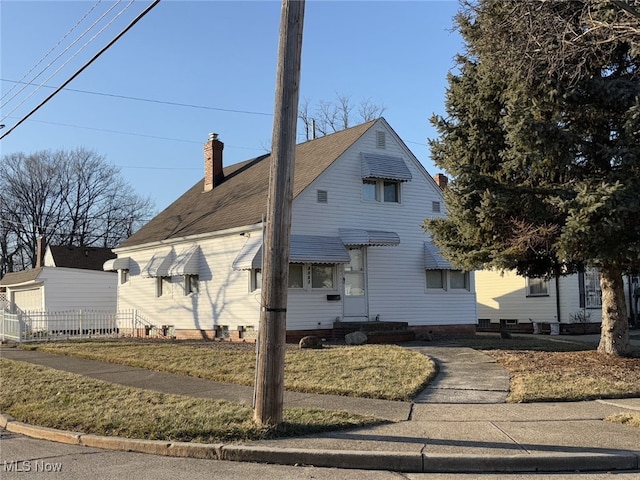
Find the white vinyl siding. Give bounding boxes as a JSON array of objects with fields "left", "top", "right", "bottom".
[
  {"left": 115, "top": 120, "right": 476, "bottom": 332},
  {"left": 8, "top": 268, "right": 117, "bottom": 313},
  {"left": 476, "top": 270, "right": 604, "bottom": 324},
  {"left": 291, "top": 122, "right": 475, "bottom": 327},
  {"left": 476, "top": 270, "right": 556, "bottom": 325},
  {"left": 117, "top": 233, "right": 262, "bottom": 332}
]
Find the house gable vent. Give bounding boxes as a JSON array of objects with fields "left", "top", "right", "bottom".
[
  {"left": 317, "top": 190, "right": 328, "bottom": 203},
  {"left": 376, "top": 131, "right": 386, "bottom": 149},
  {"left": 432, "top": 201, "right": 441, "bottom": 213}
]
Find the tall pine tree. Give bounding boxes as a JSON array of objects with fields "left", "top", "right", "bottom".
[{"left": 425, "top": 0, "right": 640, "bottom": 355}]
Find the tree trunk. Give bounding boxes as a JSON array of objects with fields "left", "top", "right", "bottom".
[{"left": 597, "top": 264, "right": 631, "bottom": 356}]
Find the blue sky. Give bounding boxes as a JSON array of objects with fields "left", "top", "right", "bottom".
[{"left": 1, "top": 0, "right": 463, "bottom": 214}]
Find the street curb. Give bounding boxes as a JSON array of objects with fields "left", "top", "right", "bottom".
[
  {"left": 219, "top": 445, "right": 422, "bottom": 471},
  {"left": 2, "top": 413, "right": 639, "bottom": 473},
  {"left": 422, "top": 452, "right": 640, "bottom": 473}
]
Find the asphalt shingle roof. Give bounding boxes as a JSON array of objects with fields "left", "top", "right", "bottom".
[
  {"left": 0, "top": 268, "right": 44, "bottom": 286},
  {"left": 48, "top": 246, "right": 116, "bottom": 271},
  {"left": 120, "top": 120, "right": 376, "bottom": 248}
]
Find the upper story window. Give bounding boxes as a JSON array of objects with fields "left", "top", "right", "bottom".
[
  {"left": 362, "top": 180, "right": 377, "bottom": 201},
  {"left": 361, "top": 153, "right": 411, "bottom": 204},
  {"left": 383, "top": 181, "right": 399, "bottom": 202},
  {"left": 362, "top": 179, "right": 401, "bottom": 203},
  {"left": 526, "top": 277, "right": 548, "bottom": 296}
]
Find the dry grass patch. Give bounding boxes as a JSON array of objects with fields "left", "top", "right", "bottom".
[
  {"left": 0, "top": 359, "right": 382, "bottom": 442},
  {"left": 487, "top": 350, "right": 640, "bottom": 403},
  {"left": 24, "top": 341, "right": 436, "bottom": 401},
  {"left": 606, "top": 413, "right": 640, "bottom": 428},
  {"left": 285, "top": 345, "right": 435, "bottom": 400}
]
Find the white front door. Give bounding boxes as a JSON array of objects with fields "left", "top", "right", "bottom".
[{"left": 343, "top": 247, "right": 368, "bottom": 319}]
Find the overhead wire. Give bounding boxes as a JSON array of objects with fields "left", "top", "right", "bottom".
[
  {"left": 0, "top": 0, "right": 136, "bottom": 125},
  {"left": 1, "top": 79, "right": 273, "bottom": 117},
  {"left": 0, "top": 0, "right": 162, "bottom": 141},
  {"left": 1, "top": 117, "right": 269, "bottom": 153},
  {"left": 0, "top": 0, "right": 105, "bottom": 103}
]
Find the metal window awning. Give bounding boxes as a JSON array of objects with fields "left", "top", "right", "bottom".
[
  {"left": 424, "top": 242, "right": 454, "bottom": 270},
  {"left": 141, "top": 250, "right": 175, "bottom": 277},
  {"left": 232, "top": 235, "right": 263, "bottom": 271},
  {"left": 103, "top": 257, "right": 130, "bottom": 271},
  {"left": 339, "top": 228, "right": 400, "bottom": 246},
  {"left": 168, "top": 245, "right": 200, "bottom": 276},
  {"left": 361, "top": 153, "right": 412, "bottom": 182},
  {"left": 233, "top": 235, "right": 351, "bottom": 271}
]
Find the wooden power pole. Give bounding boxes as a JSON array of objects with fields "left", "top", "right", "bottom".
[{"left": 254, "top": 0, "right": 305, "bottom": 428}]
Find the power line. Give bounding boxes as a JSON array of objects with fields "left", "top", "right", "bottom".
[
  {"left": 0, "top": 0, "right": 105, "bottom": 103},
  {"left": 2, "top": 117, "right": 269, "bottom": 152},
  {"left": 1, "top": 79, "right": 273, "bottom": 117},
  {"left": 0, "top": 0, "right": 137, "bottom": 124},
  {"left": 0, "top": 0, "right": 162, "bottom": 141}
]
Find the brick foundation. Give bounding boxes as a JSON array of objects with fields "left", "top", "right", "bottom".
[
  {"left": 410, "top": 324, "right": 476, "bottom": 339},
  {"left": 137, "top": 324, "right": 477, "bottom": 344}
]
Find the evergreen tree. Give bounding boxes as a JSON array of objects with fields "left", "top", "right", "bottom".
[{"left": 425, "top": 0, "right": 640, "bottom": 355}]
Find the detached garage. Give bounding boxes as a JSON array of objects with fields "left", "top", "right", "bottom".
[{"left": 0, "top": 246, "right": 117, "bottom": 314}]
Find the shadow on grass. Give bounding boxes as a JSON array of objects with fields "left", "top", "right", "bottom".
[{"left": 428, "top": 333, "right": 594, "bottom": 352}]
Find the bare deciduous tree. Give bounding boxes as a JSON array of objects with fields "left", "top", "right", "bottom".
[
  {"left": 299, "top": 93, "right": 386, "bottom": 140},
  {"left": 0, "top": 148, "right": 154, "bottom": 276}
]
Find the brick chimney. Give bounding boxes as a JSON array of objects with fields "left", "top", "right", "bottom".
[
  {"left": 35, "top": 236, "right": 44, "bottom": 268},
  {"left": 203, "top": 133, "right": 224, "bottom": 192},
  {"left": 433, "top": 173, "right": 448, "bottom": 190}
]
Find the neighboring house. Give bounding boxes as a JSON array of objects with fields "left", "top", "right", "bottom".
[
  {"left": 476, "top": 269, "right": 639, "bottom": 333},
  {"left": 107, "top": 118, "right": 477, "bottom": 341},
  {"left": 0, "top": 245, "right": 117, "bottom": 313}
]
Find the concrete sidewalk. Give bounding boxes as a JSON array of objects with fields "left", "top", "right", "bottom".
[{"left": 1, "top": 344, "right": 639, "bottom": 473}]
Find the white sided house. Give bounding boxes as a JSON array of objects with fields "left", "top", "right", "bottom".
[
  {"left": 0, "top": 245, "right": 117, "bottom": 313},
  {"left": 108, "top": 119, "right": 477, "bottom": 341},
  {"left": 476, "top": 269, "right": 639, "bottom": 334}
]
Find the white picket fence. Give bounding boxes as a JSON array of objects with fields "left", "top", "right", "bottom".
[{"left": 0, "top": 309, "right": 154, "bottom": 343}]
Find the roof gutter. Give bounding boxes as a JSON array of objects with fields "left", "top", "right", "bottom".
[{"left": 113, "top": 222, "right": 264, "bottom": 254}]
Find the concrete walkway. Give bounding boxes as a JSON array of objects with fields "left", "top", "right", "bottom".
[
  {"left": 1, "top": 343, "right": 639, "bottom": 473},
  {"left": 409, "top": 346, "right": 510, "bottom": 403}
]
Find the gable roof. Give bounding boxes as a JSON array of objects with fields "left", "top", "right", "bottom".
[
  {"left": 120, "top": 120, "right": 377, "bottom": 248},
  {"left": 0, "top": 267, "right": 44, "bottom": 286},
  {"left": 48, "top": 246, "right": 116, "bottom": 271}
]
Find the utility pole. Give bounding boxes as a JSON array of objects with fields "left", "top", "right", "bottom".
[{"left": 254, "top": 0, "right": 305, "bottom": 428}]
